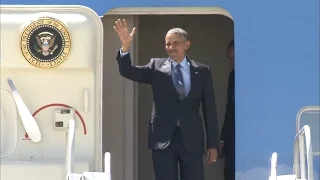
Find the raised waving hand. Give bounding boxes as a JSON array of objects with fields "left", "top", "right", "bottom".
[{"left": 113, "top": 19, "right": 136, "bottom": 53}]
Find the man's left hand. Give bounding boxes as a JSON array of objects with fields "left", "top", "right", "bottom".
[{"left": 206, "top": 148, "right": 218, "bottom": 165}]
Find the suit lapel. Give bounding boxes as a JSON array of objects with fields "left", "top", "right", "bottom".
[{"left": 160, "top": 58, "right": 172, "bottom": 75}]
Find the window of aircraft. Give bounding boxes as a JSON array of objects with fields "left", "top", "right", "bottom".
[
  {"left": 1, "top": 107, "right": 5, "bottom": 152},
  {"left": 0, "top": 36, "right": 2, "bottom": 63},
  {"left": 297, "top": 106, "right": 320, "bottom": 154},
  {"left": 0, "top": 90, "right": 18, "bottom": 158}
]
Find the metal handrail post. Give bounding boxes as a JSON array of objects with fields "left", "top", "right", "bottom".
[
  {"left": 269, "top": 152, "right": 278, "bottom": 180},
  {"left": 293, "top": 125, "right": 314, "bottom": 180},
  {"left": 66, "top": 119, "right": 76, "bottom": 180}
]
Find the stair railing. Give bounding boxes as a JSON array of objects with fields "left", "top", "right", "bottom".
[
  {"left": 66, "top": 119, "right": 76, "bottom": 180},
  {"left": 293, "top": 125, "right": 314, "bottom": 180}
]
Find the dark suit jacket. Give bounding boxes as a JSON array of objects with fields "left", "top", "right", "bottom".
[
  {"left": 116, "top": 51, "right": 219, "bottom": 153},
  {"left": 220, "top": 69, "right": 235, "bottom": 156}
]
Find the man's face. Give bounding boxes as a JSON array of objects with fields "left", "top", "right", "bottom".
[
  {"left": 165, "top": 33, "right": 190, "bottom": 61},
  {"left": 227, "top": 46, "right": 235, "bottom": 60}
]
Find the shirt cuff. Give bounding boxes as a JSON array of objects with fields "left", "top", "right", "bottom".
[{"left": 120, "top": 49, "right": 129, "bottom": 57}]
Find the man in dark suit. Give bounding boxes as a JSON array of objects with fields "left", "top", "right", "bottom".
[
  {"left": 219, "top": 40, "right": 235, "bottom": 180},
  {"left": 113, "top": 19, "right": 219, "bottom": 180}
]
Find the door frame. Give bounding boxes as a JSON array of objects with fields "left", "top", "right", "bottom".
[{"left": 104, "top": 7, "right": 233, "bottom": 180}]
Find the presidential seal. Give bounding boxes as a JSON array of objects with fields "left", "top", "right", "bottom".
[{"left": 20, "top": 17, "right": 71, "bottom": 69}]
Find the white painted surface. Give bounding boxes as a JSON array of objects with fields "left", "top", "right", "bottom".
[
  {"left": 0, "top": 5, "right": 103, "bottom": 180},
  {"left": 0, "top": 90, "right": 18, "bottom": 158},
  {"left": 0, "top": 107, "right": 4, "bottom": 152},
  {"left": 7, "top": 78, "right": 42, "bottom": 142}
]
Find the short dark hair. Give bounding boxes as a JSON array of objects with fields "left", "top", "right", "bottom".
[
  {"left": 228, "top": 39, "right": 234, "bottom": 49},
  {"left": 167, "top": 28, "right": 189, "bottom": 41}
]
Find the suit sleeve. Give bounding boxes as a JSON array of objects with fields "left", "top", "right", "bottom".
[
  {"left": 116, "top": 50, "right": 153, "bottom": 84},
  {"left": 201, "top": 67, "right": 219, "bottom": 149},
  {"left": 220, "top": 71, "right": 234, "bottom": 143},
  {"left": 220, "top": 108, "right": 231, "bottom": 142}
]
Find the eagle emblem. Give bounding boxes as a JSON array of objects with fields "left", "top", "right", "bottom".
[
  {"left": 20, "top": 17, "right": 71, "bottom": 69},
  {"left": 34, "top": 32, "right": 59, "bottom": 56}
]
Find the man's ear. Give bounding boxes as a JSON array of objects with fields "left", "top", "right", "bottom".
[{"left": 185, "top": 40, "right": 191, "bottom": 49}]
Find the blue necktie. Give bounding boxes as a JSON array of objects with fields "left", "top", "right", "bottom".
[{"left": 173, "top": 64, "right": 185, "bottom": 100}]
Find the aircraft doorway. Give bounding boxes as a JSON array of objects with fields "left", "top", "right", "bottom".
[
  {"left": 136, "top": 14, "right": 234, "bottom": 180},
  {"left": 101, "top": 10, "right": 234, "bottom": 180}
]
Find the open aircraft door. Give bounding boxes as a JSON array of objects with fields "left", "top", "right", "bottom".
[
  {"left": 268, "top": 107, "right": 320, "bottom": 180},
  {"left": 296, "top": 107, "right": 320, "bottom": 180},
  {"left": 0, "top": 5, "right": 105, "bottom": 180}
]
